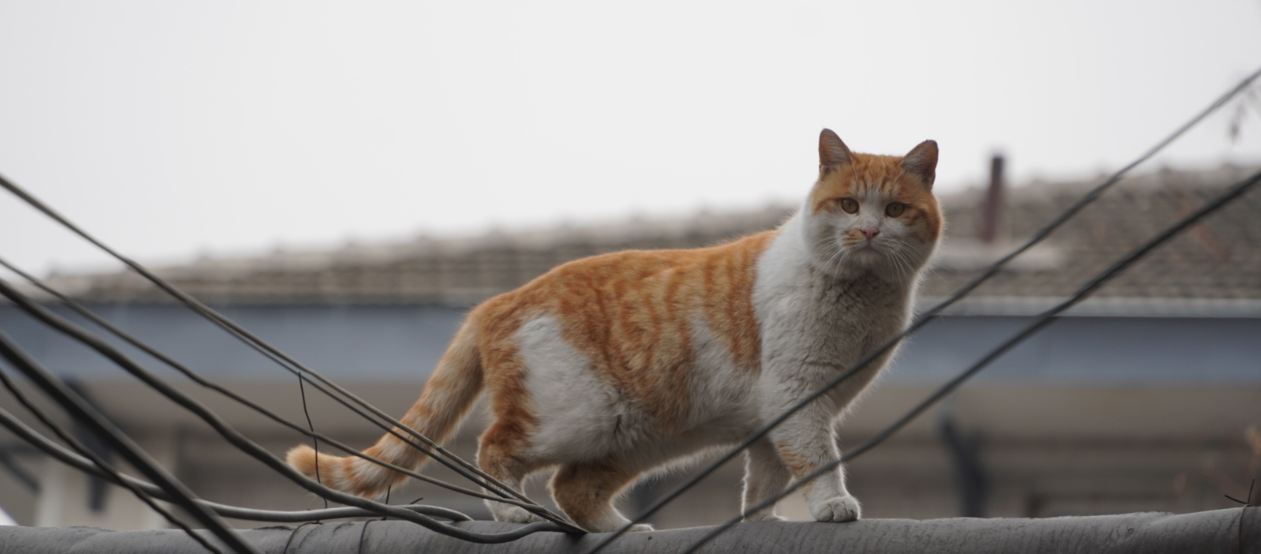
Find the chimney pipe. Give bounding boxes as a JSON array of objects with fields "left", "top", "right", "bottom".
[{"left": 979, "top": 154, "right": 1005, "bottom": 245}]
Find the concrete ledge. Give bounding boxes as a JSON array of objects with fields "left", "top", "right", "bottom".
[{"left": 0, "top": 508, "right": 1256, "bottom": 554}]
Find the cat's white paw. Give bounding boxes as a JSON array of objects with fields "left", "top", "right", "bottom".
[
  {"left": 808, "top": 495, "right": 861, "bottom": 522},
  {"left": 493, "top": 505, "right": 545, "bottom": 524},
  {"left": 743, "top": 511, "right": 787, "bottom": 523},
  {"left": 583, "top": 518, "right": 653, "bottom": 533}
]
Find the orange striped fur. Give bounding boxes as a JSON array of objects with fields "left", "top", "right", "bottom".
[{"left": 286, "top": 130, "right": 942, "bottom": 531}]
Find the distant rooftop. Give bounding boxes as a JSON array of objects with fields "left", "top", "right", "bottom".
[{"left": 33, "top": 165, "right": 1261, "bottom": 316}]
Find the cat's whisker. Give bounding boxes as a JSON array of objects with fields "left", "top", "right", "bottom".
[
  {"left": 827, "top": 246, "right": 854, "bottom": 277},
  {"left": 823, "top": 245, "right": 849, "bottom": 275},
  {"left": 885, "top": 247, "right": 914, "bottom": 283}
]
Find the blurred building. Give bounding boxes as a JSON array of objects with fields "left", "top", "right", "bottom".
[{"left": 0, "top": 165, "right": 1258, "bottom": 530}]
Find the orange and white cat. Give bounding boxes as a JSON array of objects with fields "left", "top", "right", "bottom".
[{"left": 287, "top": 130, "right": 942, "bottom": 532}]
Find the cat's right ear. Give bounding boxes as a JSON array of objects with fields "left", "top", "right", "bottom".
[{"left": 819, "top": 129, "right": 853, "bottom": 177}]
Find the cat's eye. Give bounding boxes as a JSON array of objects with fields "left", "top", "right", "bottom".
[
  {"left": 885, "top": 202, "right": 906, "bottom": 217},
  {"left": 838, "top": 198, "right": 859, "bottom": 214}
]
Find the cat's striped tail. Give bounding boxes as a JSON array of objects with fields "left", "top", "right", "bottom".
[{"left": 285, "top": 324, "right": 484, "bottom": 499}]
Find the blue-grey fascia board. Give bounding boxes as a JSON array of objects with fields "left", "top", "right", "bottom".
[{"left": 0, "top": 304, "right": 1258, "bottom": 384}]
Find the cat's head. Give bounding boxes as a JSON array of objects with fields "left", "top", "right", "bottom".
[{"left": 801, "top": 129, "right": 943, "bottom": 283}]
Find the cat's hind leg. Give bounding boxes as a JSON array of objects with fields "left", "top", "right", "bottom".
[
  {"left": 478, "top": 421, "right": 545, "bottom": 523},
  {"left": 549, "top": 460, "right": 652, "bottom": 533},
  {"left": 742, "top": 438, "right": 792, "bottom": 522}
]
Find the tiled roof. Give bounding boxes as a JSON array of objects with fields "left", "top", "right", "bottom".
[
  {"left": 930, "top": 165, "right": 1261, "bottom": 307},
  {"left": 36, "top": 165, "right": 1261, "bottom": 313}
]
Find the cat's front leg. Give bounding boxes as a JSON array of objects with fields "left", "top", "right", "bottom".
[
  {"left": 742, "top": 438, "right": 792, "bottom": 521},
  {"left": 769, "top": 402, "right": 862, "bottom": 523}
]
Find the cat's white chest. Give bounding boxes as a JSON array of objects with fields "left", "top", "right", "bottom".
[{"left": 752, "top": 215, "right": 912, "bottom": 392}]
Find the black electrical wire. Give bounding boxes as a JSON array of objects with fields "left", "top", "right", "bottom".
[
  {"left": 0, "top": 331, "right": 258, "bottom": 554},
  {"left": 0, "top": 365, "right": 228, "bottom": 554},
  {"left": 0, "top": 363, "right": 468, "bottom": 526},
  {"left": 0, "top": 172, "right": 574, "bottom": 530},
  {"left": 0, "top": 279, "right": 578, "bottom": 543},
  {"left": 2, "top": 65, "right": 1254, "bottom": 550},
  {"left": 0, "top": 403, "right": 477, "bottom": 523},
  {"left": 582, "top": 63, "right": 1261, "bottom": 553},
  {"left": 209, "top": 331, "right": 550, "bottom": 512},
  {"left": 0, "top": 257, "right": 550, "bottom": 511},
  {"left": 185, "top": 312, "right": 514, "bottom": 504},
  {"left": 14, "top": 64, "right": 1256, "bottom": 544},
  {"left": 676, "top": 167, "right": 1261, "bottom": 554},
  {"left": 295, "top": 374, "right": 328, "bottom": 510}
]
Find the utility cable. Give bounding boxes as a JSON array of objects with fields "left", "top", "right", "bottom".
[
  {"left": 0, "top": 172, "right": 575, "bottom": 530},
  {"left": 676, "top": 167, "right": 1261, "bottom": 554},
  {"left": 0, "top": 257, "right": 548, "bottom": 511},
  {"left": 0, "top": 403, "right": 478, "bottom": 524},
  {"left": 0, "top": 331, "right": 258, "bottom": 554},
  {"left": 4, "top": 64, "right": 1254, "bottom": 550},
  {"left": 0, "top": 279, "right": 577, "bottom": 542},
  {"left": 583, "top": 63, "right": 1261, "bottom": 553},
  {"left": 0, "top": 366, "right": 228, "bottom": 554}
]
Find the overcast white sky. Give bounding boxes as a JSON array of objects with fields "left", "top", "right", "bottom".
[{"left": 2, "top": 1, "right": 1260, "bottom": 277}]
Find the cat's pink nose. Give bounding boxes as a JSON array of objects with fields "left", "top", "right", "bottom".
[{"left": 861, "top": 227, "right": 880, "bottom": 240}]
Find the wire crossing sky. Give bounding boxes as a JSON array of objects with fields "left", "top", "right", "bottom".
[
  {"left": 0, "top": 8, "right": 1258, "bottom": 543},
  {"left": 582, "top": 66, "right": 1261, "bottom": 553},
  {"left": 1, "top": 1, "right": 1259, "bottom": 277},
  {"left": 1, "top": 62, "right": 1257, "bottom": 547}
]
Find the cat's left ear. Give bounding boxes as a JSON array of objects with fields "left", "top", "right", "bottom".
[{"left": 901, "top": 140, "right": 938, "bottom": 190}]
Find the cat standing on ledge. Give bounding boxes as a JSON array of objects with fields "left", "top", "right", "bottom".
[{"left": 287, "top": 129, "right": 942, "bottom": 532}]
